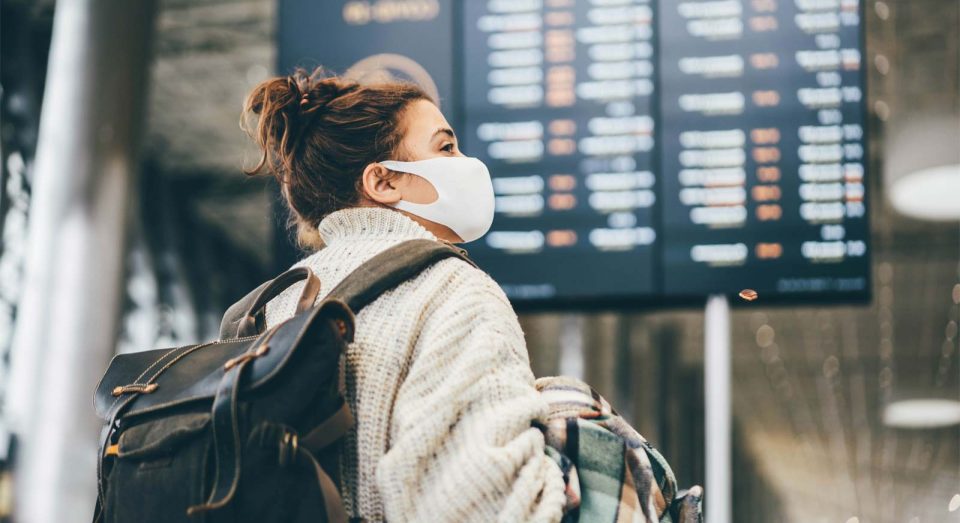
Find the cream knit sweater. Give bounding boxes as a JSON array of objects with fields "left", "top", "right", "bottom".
[{"left": 263, "top": 207, "right": 566, "bottom": 522}]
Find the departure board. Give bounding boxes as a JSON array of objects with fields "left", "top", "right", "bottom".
[
  {"left": 459, "top": 0, "right": 869, "bottom": 306},
  {"left": 278, "top": 0, "right": 870, "bottom": 307}
]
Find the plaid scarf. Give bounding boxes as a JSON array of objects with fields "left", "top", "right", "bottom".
[{"left": 535, "top": 376, "right": 703, "bottom": 523}]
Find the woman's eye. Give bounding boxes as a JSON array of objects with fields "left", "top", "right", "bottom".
[{"left": 441, "top": 143, "right": 454, "bottom": 153}]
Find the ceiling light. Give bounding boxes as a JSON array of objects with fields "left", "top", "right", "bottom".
[
  {"left": 885, "top": 112, "right": 960, "bottom": 221},
  {"left": 882, "top": 398, "right": 960, "bottom": 429}
]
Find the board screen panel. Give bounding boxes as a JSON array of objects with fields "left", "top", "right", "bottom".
[
  {"left": 459, "top": 0, "right": 869, "bottom": 306},
  {"left": 658, "top": 0, "right": 870, "bottom": 300}
]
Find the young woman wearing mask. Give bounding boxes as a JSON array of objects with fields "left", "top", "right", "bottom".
[{"left": 244, "top": 67, "right": 566, "bottom": 522}]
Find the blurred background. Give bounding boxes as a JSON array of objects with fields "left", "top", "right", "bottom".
[{"left": 0, "top": 0, "right": 958, "bottom": 522}]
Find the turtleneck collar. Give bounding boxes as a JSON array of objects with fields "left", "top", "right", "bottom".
[{"left": 316, "top": 206, "right": 439, "bottom": 245}]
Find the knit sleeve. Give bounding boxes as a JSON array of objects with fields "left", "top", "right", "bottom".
[{"left": 374, "top": 262, "right": 567, "bottom": 523}]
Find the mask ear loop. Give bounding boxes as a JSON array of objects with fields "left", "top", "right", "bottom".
[{"left": 379, "top": 161, "right": 443, "bottom": 207}]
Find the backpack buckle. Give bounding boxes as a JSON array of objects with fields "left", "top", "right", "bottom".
[{"left": 278, "top": 430, "right": 299, "bottom": 467}]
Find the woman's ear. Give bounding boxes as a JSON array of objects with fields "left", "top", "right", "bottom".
[{"left": 361, "top": 163, "right": 403, "bottom": 205}]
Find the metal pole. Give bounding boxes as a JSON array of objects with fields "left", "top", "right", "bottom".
[
  {"left": 5, "top": 0, "right": 156, "bottom": 521},
  {"left": 704, "top": 294, "right": 731, "bottom": 523},
  {"left": 558, "top": 313, "right": 585, "bottom": 380}
]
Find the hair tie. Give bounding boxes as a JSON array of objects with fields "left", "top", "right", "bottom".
[{"left": 299, "top": 92, "right": 309, "bottom": 107}]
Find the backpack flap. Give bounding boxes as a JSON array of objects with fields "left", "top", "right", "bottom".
[
  {"left": 95, "top": 299, "right": 352, "bottom": 424},
  {"left": 115, "top": 412, "right": 211, "bottom": 460}
]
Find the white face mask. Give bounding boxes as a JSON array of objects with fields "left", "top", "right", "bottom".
[{"left": 379, "top": 156, "right": 495, "bottom": 243}]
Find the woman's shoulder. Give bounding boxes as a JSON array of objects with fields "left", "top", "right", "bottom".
[
  {"left": 405, "top": 255, "right": 529, "bottom": 366},
  {"left": 432, "top": 255, "right": 507, "bottom": 291},
  {"left": 414, "top": 255, "right": 514, "bottom": 313}
]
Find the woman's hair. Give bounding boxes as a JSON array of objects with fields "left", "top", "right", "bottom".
[{"left": 241, "top": 67, "right": 431, "bottom": 249}]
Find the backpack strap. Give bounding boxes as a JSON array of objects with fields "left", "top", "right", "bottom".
[
  {"left": 218, "top": 239, "right": 475, "bottom": 340},
  {"left": 325, "top": 239, "right": 476, "bottom": 313}
]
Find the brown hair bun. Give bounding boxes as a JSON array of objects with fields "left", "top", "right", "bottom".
[{"left": 242, "top": 66, "right": 430, "bottom": 250}]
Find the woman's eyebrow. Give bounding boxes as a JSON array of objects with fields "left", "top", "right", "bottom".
[{"left": 432, "top": 128, "right": 457, "bottom": 141}]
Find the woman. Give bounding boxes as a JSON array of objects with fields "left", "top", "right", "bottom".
[{"left": 245, "top": 68, "right": 567, "bottom": 522}]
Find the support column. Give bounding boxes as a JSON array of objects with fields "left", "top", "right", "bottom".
[
  {"left": 5, "top": 0, "right": 157, "bottom": 520},
  {"left": 558, "top": 313, "right": 585, "bottom": 380},
  {"left": 704, "top": 294, "right": 731, "bottom": 523}
]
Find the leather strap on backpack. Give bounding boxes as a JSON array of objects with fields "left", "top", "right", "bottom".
[{"left": 220, "top": 239, "right": 476, "bottom": 339}]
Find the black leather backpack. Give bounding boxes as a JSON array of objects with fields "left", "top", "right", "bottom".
[{"left": 93, "top": 239, "right": 473, "bottom": 522}]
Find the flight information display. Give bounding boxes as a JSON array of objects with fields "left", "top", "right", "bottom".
[
  {"left": 278, "top": 0, "right": 870, "bottom": 307},
  {"left": 460, "top": 0, "right": 869, "bottom": 305}
]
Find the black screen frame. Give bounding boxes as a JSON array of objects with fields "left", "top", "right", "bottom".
[{"left": 450, "top": 0, "right": 873, "bottom": 312}]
